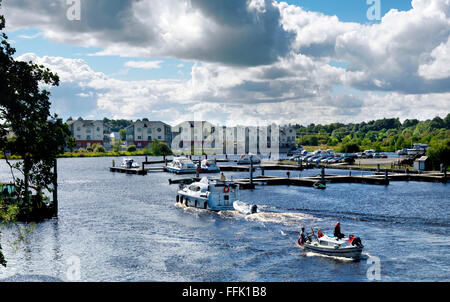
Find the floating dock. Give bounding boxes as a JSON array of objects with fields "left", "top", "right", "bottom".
[{"left": 109, "top": 166, "right": 149, "bottom": 175}]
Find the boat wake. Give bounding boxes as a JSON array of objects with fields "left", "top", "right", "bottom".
[
  {"left": 304, "top": 251, "right": 356, "bottom": 262},
  {"left": 245, "top": 212, "right": 316, "bottom": 226}
]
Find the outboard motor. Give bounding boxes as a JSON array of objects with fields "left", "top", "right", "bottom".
[{"left": 250, "top": 204, "right": 258, "bottom": 214}]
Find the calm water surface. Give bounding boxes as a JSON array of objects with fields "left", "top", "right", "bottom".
[{"left": 0, "top": 156, "right": 449, "bottom": 281}]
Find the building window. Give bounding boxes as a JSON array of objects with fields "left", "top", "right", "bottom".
[
  {"left": 157, "top": 128, "right": 162, "bottom": 132},
  {"left": 158, "top": 136, "right": 162, "bottom": 140},
  {"left": 148, "top": 129, "right": 152, "bottom": 133},
  {"left": 77, "top": 127, "right": 81, "bottom": 131},
  {"left": 148, "top": 136, "right": 152, "bottom": 141},
  {"left": 87, "top": 135, "right": 91, "bottom": 140},
  {"left": 97, "top": 127, "right": 100, "bottom": 131},
  {"left": 76, "top": 135, "right": 81, "bottom": 139},
  {"left": 137, "top": 136, "right": 142, "bottom": 140},
  {"left": 86, "top": 129, "right": 91, "bottom": 134}
]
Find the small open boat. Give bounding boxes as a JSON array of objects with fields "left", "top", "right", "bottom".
[
  {"left": 313, "top": 182, "right": 326, "bottom": 189},
  {"left": 298, "top": 231, "right": 364, "bottom": 259}
]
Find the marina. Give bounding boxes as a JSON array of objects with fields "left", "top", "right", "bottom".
[{"left": 0, "top": 157, "right": 448, "bottom": 282}]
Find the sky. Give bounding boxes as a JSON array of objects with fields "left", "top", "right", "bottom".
[{"left": 1, "top": 0, "right": 449, "bottom": 126}]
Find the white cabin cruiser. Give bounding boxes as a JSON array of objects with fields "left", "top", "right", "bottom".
[
  {"left": 176, "top": 177, "right": 239, "bottom": 211},
  {"left": 199, "top": 159, "right": 221, "bottom": 173},
  {"left": 121, "top": 158, "right": 140, "bottom": 168},
  {"left": 166, "top": 157, "right": 196, "bottom": 174},
  {"left": 298, "top": 232, "right": 364, "bottom": 259},
  {"left": 237, "top": 153, "right": 261, "bottom": 165}
]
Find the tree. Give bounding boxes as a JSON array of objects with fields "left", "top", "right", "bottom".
[
  {"left": 119, "top": 128, "right": 127, "bottom": 141},
  {"left": 427, "top": 139, "right": 450, "bottom": 170},
  {"left": 1, "top": 3, "right": 73, "bottom": 265},
  {"left": 340, "top": 142, "right": 360, "bottom": 153}
]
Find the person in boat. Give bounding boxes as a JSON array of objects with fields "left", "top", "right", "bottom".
[
  {"left": 299, "top": 227, "right": 310, "bottom": 245},
  {"left": 317, "top": 229, "right": 324, "bottom": 238},
  {"left": 349, "top": 235, "right": 363, "bottom": 247},
  {"left": 334, "top": 222, "right": 345, "bottom": 240},
  {"left": 250, "top": 204, "right": 258, "bottom": 214},
  {"left": 219, "top": 173, "right": 226, "bottom": 181}
]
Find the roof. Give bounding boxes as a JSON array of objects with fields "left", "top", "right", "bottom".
[{"left": 415, "top": 156, "right": 428, "bottom": 162}]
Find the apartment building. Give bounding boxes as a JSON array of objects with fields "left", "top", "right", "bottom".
[
  {"left": 126, "top": 120, "right": 172, "bottom": 149},
  {"left": 68, "top": 119, "right": 111, "bottom": 149}
]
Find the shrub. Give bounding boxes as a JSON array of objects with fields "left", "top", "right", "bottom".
[{"left": 94, "top": 145, "right": 106, "bottom": 153}]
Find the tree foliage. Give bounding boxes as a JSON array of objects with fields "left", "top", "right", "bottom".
[{"left": 1, "top": 2, "right": 73, "bottom": 265}]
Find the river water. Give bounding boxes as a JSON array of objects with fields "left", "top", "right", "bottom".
[{"left": 0, "top": 156, "right": 449, "bottom": 282}]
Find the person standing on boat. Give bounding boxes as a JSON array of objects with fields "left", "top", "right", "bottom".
[{"left": 334, "top": 222, "right": 345, "bottom": 240}]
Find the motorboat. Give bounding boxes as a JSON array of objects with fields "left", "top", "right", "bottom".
[
  {"left": 298, "top": 231, "right": 364, "bottom": 259},
  {"left": 176, "top": 177, "right": 239, "bottom": 211},
  {"left": 199, "top": 159, "right": 221, "bottom": 173},
  {"left": 237, "top": 153, "right": 261, "bottom": 165},
  {"left": 233, "top": 200, "right": 259, "bottom": 215},
  {"left": 121, "top": 158, "right": 140, "bottom": 168},
  {"left": 166, "top": 156, "right": 196, "bottom": 174}
]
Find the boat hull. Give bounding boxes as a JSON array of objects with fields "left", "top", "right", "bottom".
[
  {"left": 177, "top": 193, "right": 234, "bottom": 211},
  {"left": 302, "top": 243, "right": 363, "bottom": 259},
  {"left": 166, "top": 167, "right": 196, "bottom": 174}
]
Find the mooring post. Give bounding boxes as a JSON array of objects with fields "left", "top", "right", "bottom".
[
  {"left": 261, "top": 168, "right": 265, "bottom": 176},
  {"left": 53, "top": 158, "right": 58, "bottom": 218},
  {"left": 321, "top": 166, "right": 325, "bottom": 182},
  {"left": 250, "top": 158, "right": 254, "bottom": 185},
  {"left": 112, "top": 159, "right": 115, "bottom": 167},
  {"left": 385, "top": 169, "right": 388, "bottom": 180},
  {"left": 145, "top": 155, "right": 148, "bottom": 163},
  {"left": 377, "top": 164, "right": 380, "bottom": 173},
  {"left": 349, "top": 169, "right": 352, "bottom": 176}
]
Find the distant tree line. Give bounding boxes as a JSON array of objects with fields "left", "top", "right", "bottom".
[{"left": 294, "top": 115, "right": 450, "bottom": 169}]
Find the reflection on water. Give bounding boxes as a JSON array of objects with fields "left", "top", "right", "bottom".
[{"left": 0, "top": 156, "right": 449, "bottom": 281}]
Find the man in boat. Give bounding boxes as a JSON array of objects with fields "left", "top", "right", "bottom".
[
  {"left": 250, "top": 204, "right": 258, "bottom": 214},
  {"left": 219, "top": 173, "right": 226, "bottom": 181},
  {"left": 349, "top": 235, "right": 363, "bottom": 247},
  {"left": 334, "top": 222, "right": 345, "bottom": 240},
  {"left": 299, "top": 227, "right": 310, "bottom": 245}
]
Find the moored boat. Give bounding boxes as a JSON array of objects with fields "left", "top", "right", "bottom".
[
  {"left": 166, "top": 156, "right": 196, "bottom": 174},
  {"left": 237, "top": 153, "right": 261, "bottom": 165},
  {"left": 199, "top": 159, "right": 221, "bottom": 173},
  {"left": 313, "top": 182, "right": 326, "bottom": 189},
  {"left": 120, "top": 158, "right": 140, "bottom": 168}
]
